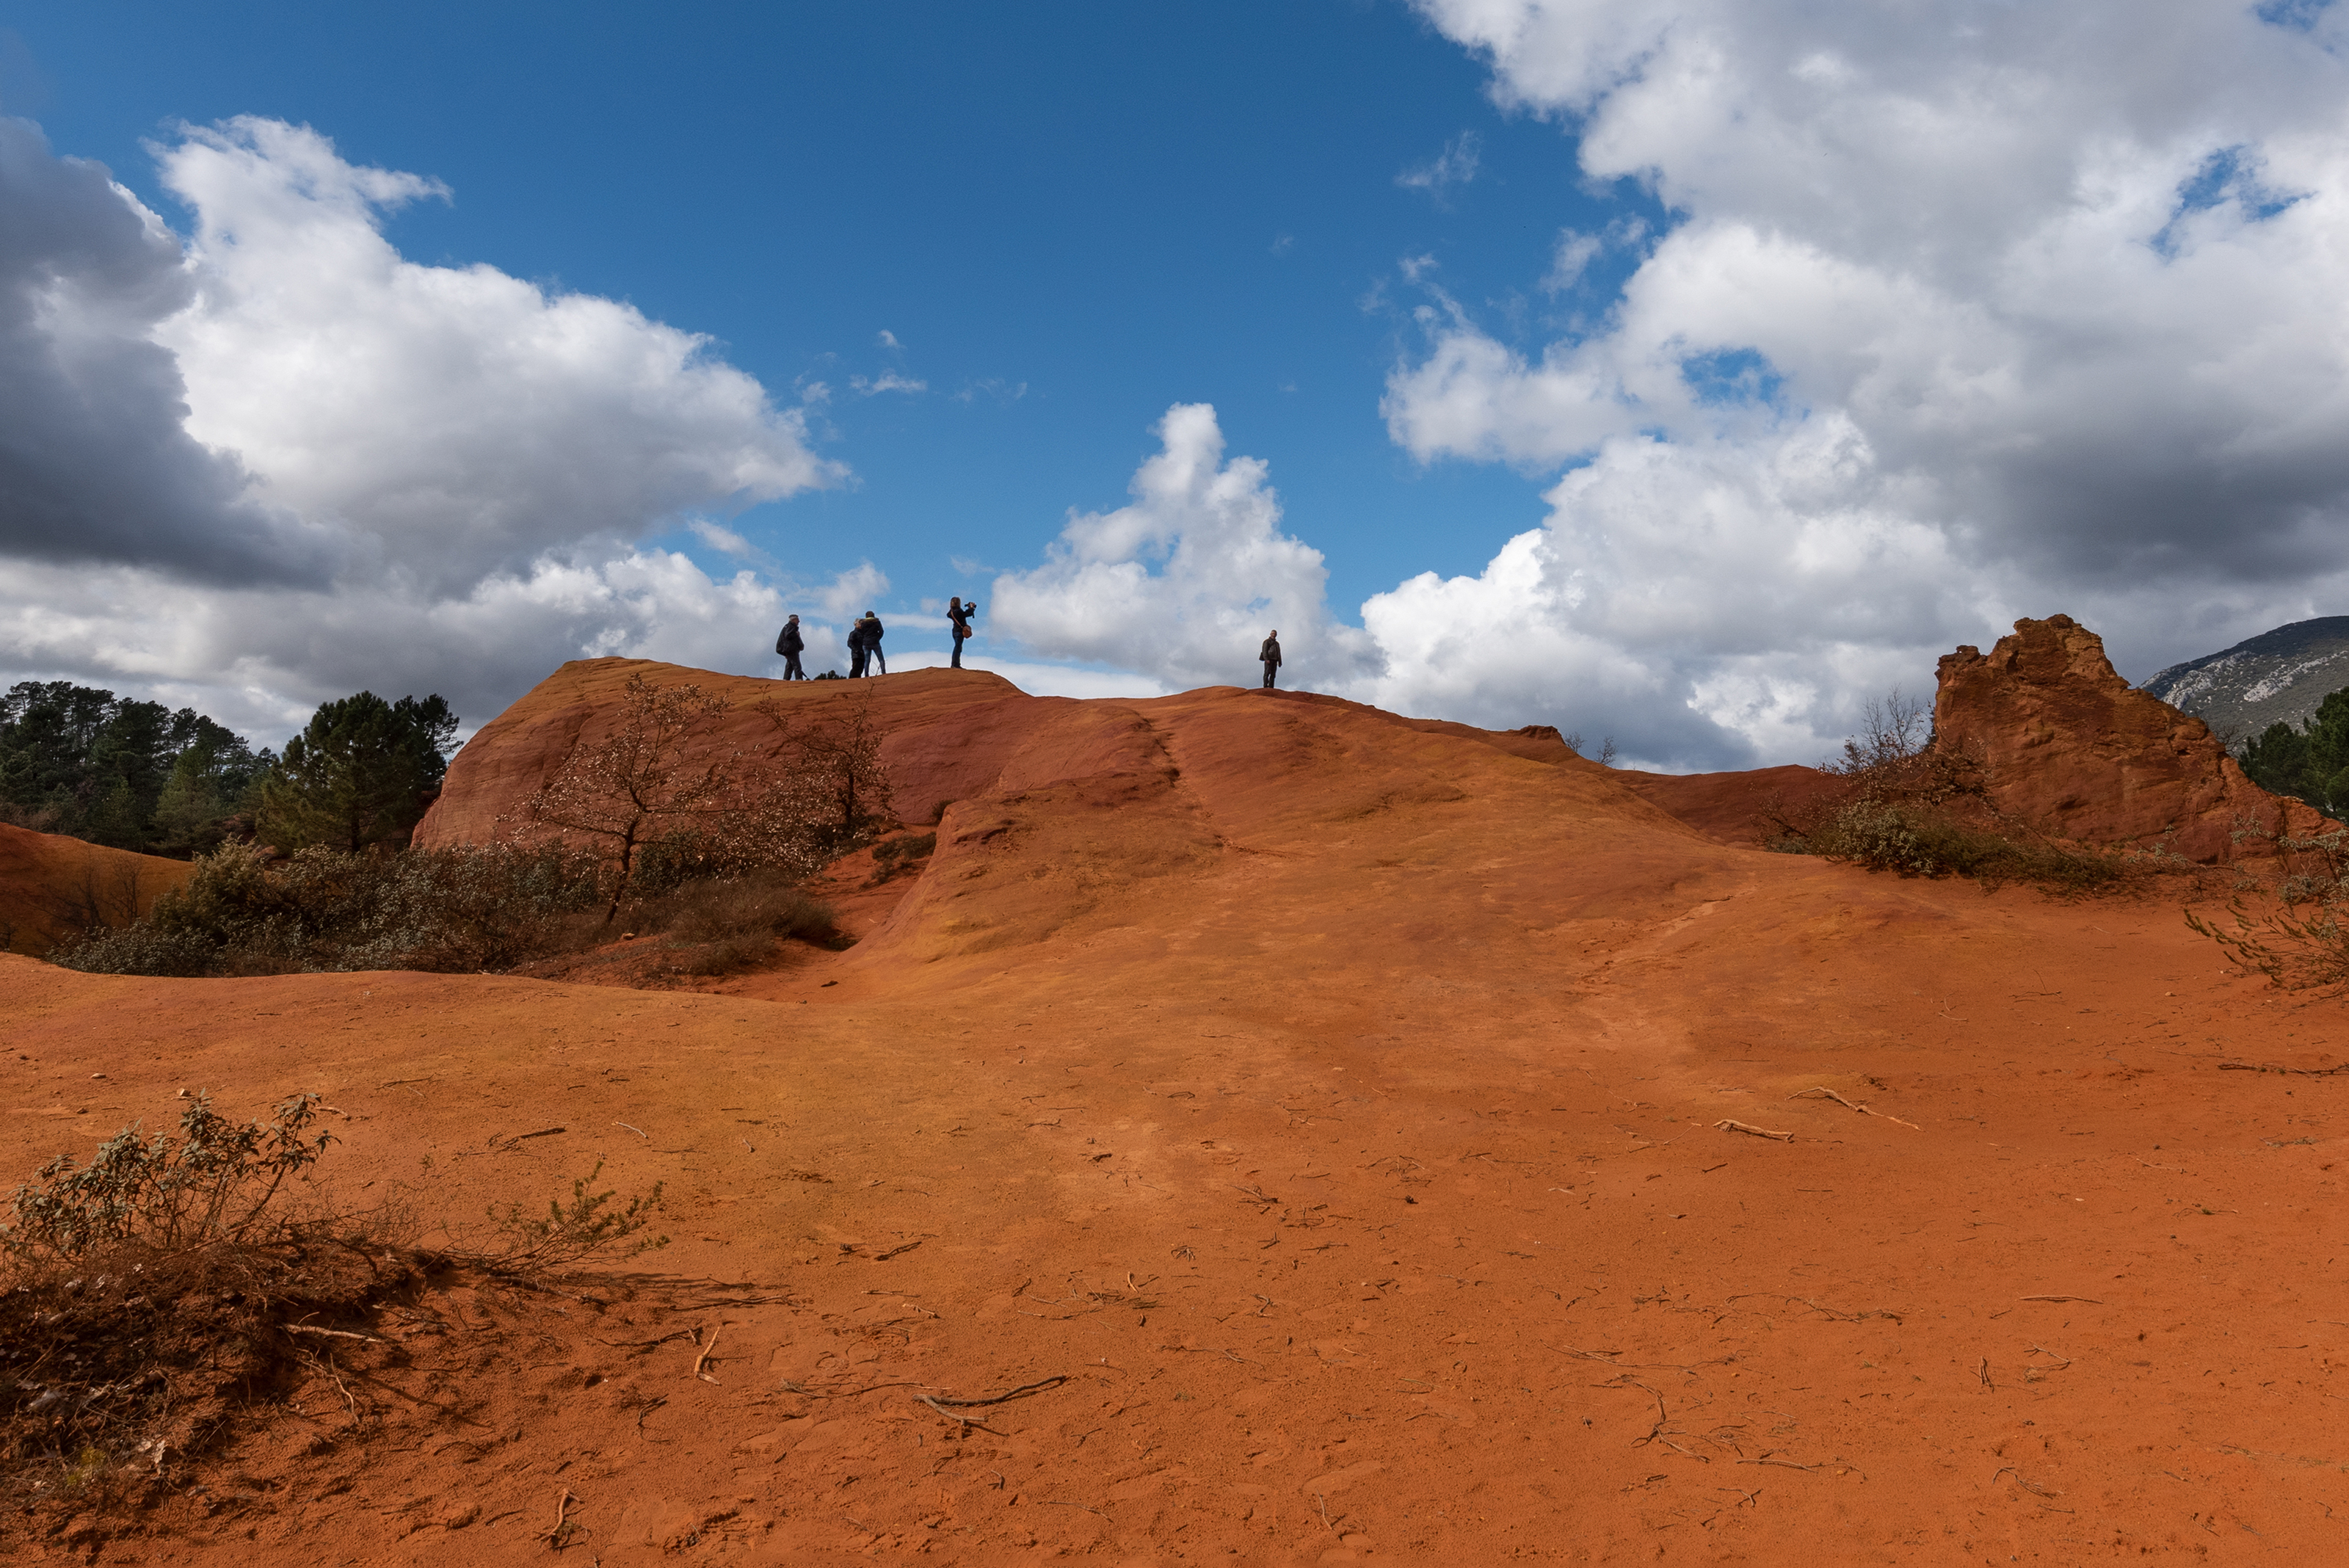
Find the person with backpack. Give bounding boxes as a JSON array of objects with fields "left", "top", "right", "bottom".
[
  {"left": 846, "top": 614, "right": 870, "bottom": 678},
  {"left": 774, "top": 614, "right": 806, "bottom": 680},
  {"left": 863, "top": 611, "right": 887, "bottom": 675},
  {"left": 948, "top": 598, "right": 977, "bottom": 669},
  {"left": 1259, "top": 630, "right": 1282, "bottom": 689}
]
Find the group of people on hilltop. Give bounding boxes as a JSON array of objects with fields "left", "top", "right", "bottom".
[
  {"left": 771, "top": 597, "right": 981, "bottom": 680},
  {"left": 771, "top": 605, "right": 1285, "bottom": 688}
]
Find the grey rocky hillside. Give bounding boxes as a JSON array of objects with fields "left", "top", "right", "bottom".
[{"left": 2141, "top": 616, "right": 2349, "bottom": 748}]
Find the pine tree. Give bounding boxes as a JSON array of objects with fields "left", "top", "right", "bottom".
[
  {"left": 2240, "top": 686, "right": 2349, "bottom": 817},
  {"left": 150, "top": 749, "right": 227, "bottom": 857},
  {"left": 256, "top": 693, "right": 458, "bottom": 852}
]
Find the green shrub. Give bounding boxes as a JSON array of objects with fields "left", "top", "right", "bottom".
[
  {"left": 1800, "top": 799, "right": 2130, "bottom": 890},
  {"left": 0, "top": 1095, "right": 669, "bottom": 1503},
  {"left": 1, "top": 1094, "right": 331, "bottom": 1264},
  {"left": 482, "top": 1161, "right": 667, "bottom": 1274}
]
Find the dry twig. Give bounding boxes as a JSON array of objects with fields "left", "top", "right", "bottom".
[
  {"left": 1716, "top": 1119, "right": 1793, "bottom": 1141},
  {"left": 2219, "top": 1061, "right": 2349, "bottom": 1077},
  {"left": 540, "top": 1488, "right": 576, "bottom": 1548},
  {"left": 921, "top": 1374, "right": 1067, "bottom": 1409},
  {"left": 1993, "top": 1465, "right": 2065, "bottom": 1501},
  {"left": 1787, "top": 1086, "right": 1920, "bottom": 1129}
]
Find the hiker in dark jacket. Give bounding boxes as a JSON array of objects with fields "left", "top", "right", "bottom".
[
  {"left": 948, "top": 598, "right": 976, "bottom": 669},
  {"left": 863, "top": 611, "right": 887, "bottom": 675},
  {"left": 1259, "top": 630, "right": 1282, "bottom": 689},
  {"left": 846, "top": 615, "right": 870, "bottom": 678},
  {"left": 775, "top": 614, "right": 806, "bottom": 680}
]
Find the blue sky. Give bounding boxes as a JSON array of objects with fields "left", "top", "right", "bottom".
[
  {"left": 6, "top": 1, "right": 2349, "bottom": 767},
  {"left": 7, "top": 0, "right": 1628, "bottom": 611}
]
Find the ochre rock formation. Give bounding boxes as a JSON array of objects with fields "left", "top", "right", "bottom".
[
  {"left": 0, "top": 823, "right": 193, "bottom": 957},
  {"left": 1933, "top": 613, "right": 2333, "bottom": 861},
  {"left": 415, "top": 659, "right": 1594, "bottom": 852},
  {"left": 414, "top": 662, "right": 1045, "bottom": 846}
]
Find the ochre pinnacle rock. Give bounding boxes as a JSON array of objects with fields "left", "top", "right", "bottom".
[{"left": 1934, "top": 613, "right": 2333, "bottom": 861}]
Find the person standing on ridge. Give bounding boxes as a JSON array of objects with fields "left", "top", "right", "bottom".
[
  {"left": 948, "top": 598, "right": 977, "bottom": 669},
  {"left": 1258, "top": 630, "right": 1282, "bottom": 689},
  {"left": 865, "top": 611, "right": 887, "bottom": 675},
  {"left": 774, "top": 614, "right": 806, "bottom": 680},
  {"left": 846, "top": 615, "right": 870, "bottom": 678}
]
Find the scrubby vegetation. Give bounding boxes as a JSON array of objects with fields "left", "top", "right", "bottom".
[
  {"left": 2237, "top": 683, "right": 2349, "bottom": 819},
  {"left": 1766, "top": 692, "right": 2138, "bottom": 892},
  {"left": 49, "top": 841, "right": 606, "bottom": 976},
  {"left": 0, "top": 1092, "right": 664, "bottom": 1506},
  {"left": 2186, "top": 816, "right": 2349, "bottom": 988},
  {"left": 640, "top": 876, "right": 845, "bottom": 976},
  {"left": 868, "top": 830, "right": 937, "bottom": 885},
  {"left": 48, "top": 843, "right": 841, "bottom": 979},
  {"left": 44, "top": 672, "right": 894, "bottom": 979},
  {"left": 515, "top": 673, "right": 890, "bottom": 918}
]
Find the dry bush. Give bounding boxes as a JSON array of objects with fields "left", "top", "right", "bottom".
[
  {"left": 0, "top": 800, "right": 63, "bottom": 834},
  {"left": 0, "top": 1094, "right": 664, "bottom": 1509},
  {"left": 0, "top": 1094, "right": 364, "bottom": 1495},
  {"left": 631, "top": 874, "right": 843, "bottom": 976},
  {"left": 866, "top": 830, "right": 936, "bottom": 885},
  {"left": 752, "top": 689, "right": 893, "bottom": 846},
  {"left": 2186, "top": 816, "right": 2349, "bottom": 987},
  {"left": 515, "top": 673, "right": 876, "bottom": 921}
]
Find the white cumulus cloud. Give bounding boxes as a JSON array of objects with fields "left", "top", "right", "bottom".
[
  {"left": 990, "top": 404, "right": 1380, "bottom": 694},
  {"left": 0, "top": 116, "right": 846, "bottom": 739},
  {"left": 1354, "top": 0, "right": 2349, "bottom": 764}
]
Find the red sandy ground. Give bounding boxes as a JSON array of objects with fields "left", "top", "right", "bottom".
[{"left": 1, "top": 674, "right": 2344, "bottom": 1564}]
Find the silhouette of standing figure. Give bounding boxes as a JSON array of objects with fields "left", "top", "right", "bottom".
[
  {"left": 775, "top": 614, "right": 806, "bottom": 680},
  {"left": 847, "top": 615, "right": 870, "bottom": 678},
  {"left": 948, "top": 598, "right": 976, "bottom": 669},
  {"left": 1259, "top": 630, "right": 1282, "bottom": 689},
  {"left": 864, "top": 611, "right": 887, "bottom": 675}
]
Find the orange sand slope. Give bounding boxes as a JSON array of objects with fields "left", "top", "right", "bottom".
[
  {"left": 5, "top": 668, "right": 2344, "bottom": 1564},
  {"left": 0, "top": 823, "right": 192, "bottom": 957}
]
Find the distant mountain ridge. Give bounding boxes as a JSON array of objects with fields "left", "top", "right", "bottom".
[{"left": 2141, "top": 616, "right": 2349, "bottom": 746}]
